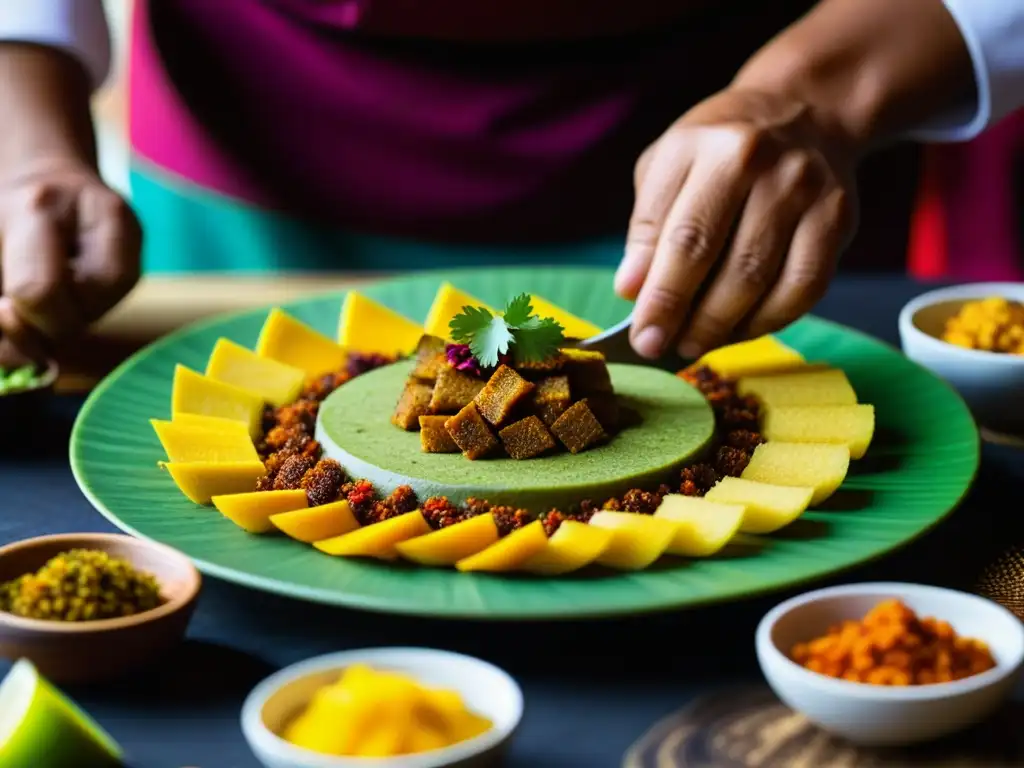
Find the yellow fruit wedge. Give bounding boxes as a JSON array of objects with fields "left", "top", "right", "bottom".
[
  {"left": 654, "top": 495, "right": 745, "bottom": 557},
  {"left": 741, "top": 441, "right": 850, "bottom": 505},
  {"left": 270, "top": 499, "right": 361, "bottom": 543},
  {"left": 423, "top": 283, "right": 495, "bottom": 341},
  {"left": 170, "top": 364, "right": 264, "bottom": 439},
  {"left": 338, "top": 292, "right": 424, "bottom": 357},
  {"left": 395, "top": 513, "right": 499, "bottom": 567},
  {"left": 587, "top": 511, "right": 677, "bottom": 570},
  {"left": 162, "top": 461, "right": 267, "bottom": 505},
  {"left": 737, "top": 367, "right": 857, "bottom": 408},
  {"left": 705, "top": 476, "right": 813, "bottom": 534},
  {"left": 528, "top": 295, "right": 602, "bottom": 340},
  {"left": 456, "top": 520, "right": 548, "bottom": 572},
  {"left": 170, "top": 412, "right": 253, "bottom": 435},
  {"left": 761, "top": 404, "right": 876, "bottom": 460},
  {"left": 150, "top": 418, "right": 260, "bottom": 464},
  {"left": 206, "top": 338, "right": 306, "bottom": 406},
  {"left": 521, "top": 520, "right": 613, "bottom": 575},
  {"left": 212, "top": 489, "right": 308, "bottom": 533},
  {"left": 255, "top": 308, "right": 347, "bottom": 379},
  {"left": 696, "top": 336, "right": 806, "bottom": 378},
  {"left": 314, "top": 510, "right": 430, "bottom": 560}
]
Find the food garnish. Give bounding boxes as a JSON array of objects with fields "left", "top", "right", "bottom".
[
  {"left": 0, "top": 364, "right": 46, "bottom": 395},
  {"left": 449, "top": 293, "right": 565, "bottom": 368},
  {"left": 282, "top": 664, "right": 491, "bottom": 757},
  {"left": 790, "top": 599, "right": 997, "bottom": 685},
  {"left": 0, "top": 549, "right": 163, "bottom": 622},
  {"left": 942, "top": 296, "right": 1024, "bottom": 354}
]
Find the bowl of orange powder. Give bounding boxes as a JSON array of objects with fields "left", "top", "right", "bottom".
[{"left": 755, "top": 582, "right": 1024, "bottom": 746}]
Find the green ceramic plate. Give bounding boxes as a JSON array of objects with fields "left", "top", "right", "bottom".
[{"left": 70, "top": 268, "right": 980, "bottom": 619}]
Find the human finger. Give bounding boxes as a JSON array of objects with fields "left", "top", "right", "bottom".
[
  {"left": 615, "top": 137, "right": 694, "bottom": 301},
  {"left": 0, "top": 296, "right": 50, "bottom": 367},
  {"left": 742, "top": 186, "right": 856, "bottom": 338},
  {"left": 71, "top": 186, "right": 142, "bottom": 322}
]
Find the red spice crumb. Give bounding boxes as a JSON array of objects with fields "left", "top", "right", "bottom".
[
  {"left": 679, "top": 463, "right": 718, "bottom": 496},
  {"left": 541, "top": 509, "right": 566, "bottom": 536},
  {"left": 620, "top": 488, "right": 662, "bottom": 515},
  {"left": 715, "top": 445, "right": 752, "bottom": 478},
  {"left": 301, "top": 459, "right": 347, "bottom": 506},
  {"left": 491, "top": 506, "right": 533, "bottom": 536},
  {"left": 344, "top": 479, "right": 377, "bottom": 523},
  {"left": 603, "top": 497, "right": 623, "bottom": 511},
  {"left": 422, "top": 496, "right": 465, "bottom": 529},
  {"left": 273, "top": 455, "right": 317, "bottom": 491},
  {"left": 389, "top": 485, "right": 419, "bottom": 515},
  {"left": 724, "top": 429, "right": 765, "bottom": 452},
  {"left": 346, "top": 353, "right": 397, "bottom": 379},
  {"left": 464, "top": 498, "right": 491, "bottom": 517}
]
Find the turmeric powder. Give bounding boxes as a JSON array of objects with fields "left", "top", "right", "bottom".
[
  {"left": 941, "top": 296, "right": 1024, "bottom": 354},
  {"left": 790, "top": 599, "right": 996, "bottom": 686}
]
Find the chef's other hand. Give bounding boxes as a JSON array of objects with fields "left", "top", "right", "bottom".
[{"left": 616, "top": 88, "right": 858, "bottom": 360}]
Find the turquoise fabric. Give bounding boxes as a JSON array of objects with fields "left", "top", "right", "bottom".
[{"left": 131, "top": 162, "right": 625, "bottom": 274}]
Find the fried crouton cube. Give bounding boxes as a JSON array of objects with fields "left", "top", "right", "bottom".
[
  {"left": 586, "top": 392, "right": 620, "bottom": 431},
  {"left": 530, "top": 375, "right": 572, "bottom": 426},
  {"left": 499, "top": 415, "right": 557, "bottom": 459},
  {"left": 419, "top": 415, "right": 461, "bottom": 453},
  {"left": 411, "top": 334, "right": 447, "bottom": 381},
  {"left": 474, "top": 364, "right": 536, "bottom": 427},
  {"left": 515, "top": 353, "right": 566, "bottom": 378},
  {"left": 392, "top": 379, "right": 434, "bottom": 430},
  {"left": 550, "top": 398, "right": 606, "bottom": 454},
  {"left": 430, "top": 367, "right": 485, "bottom": 413},
  {"left": 561, "top": 348, "right": 612, "bottom": 394},
  {"left": 445, "top": 404, "right": 499, "bottom": 460}
]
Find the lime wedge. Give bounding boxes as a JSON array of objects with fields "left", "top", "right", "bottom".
[{"left": 0, "top": 659, "right": 124, "bottom": 768}]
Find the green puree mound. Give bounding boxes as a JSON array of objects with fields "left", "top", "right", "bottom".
[{"left": 316, "top": 361, "right": 715, "bottom": 512}]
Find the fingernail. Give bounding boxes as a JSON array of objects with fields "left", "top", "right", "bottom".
[
  {"left": 678, "top": 340, "right": 704, "bottom": 359},
  {"left": 633, "top": 326, "right": 666, "bottom": 359}
]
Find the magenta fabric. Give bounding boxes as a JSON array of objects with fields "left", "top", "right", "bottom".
[{"left": 128, "top": 0, "right": 812, "bottom": 244}]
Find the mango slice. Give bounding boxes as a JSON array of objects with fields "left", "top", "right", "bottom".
[
  {"left": 150, "top": 418, "right": 259, "bottom": 464},
  {"left": 654, "top": 495, "right": 745, "bottom": 557},
  {"left": 741, "top": 441, "right": 850, "bottom": 505},
  {"left": 738, "top": 367, "right": 857, "bottom": 408},
  {"left": 256, "top": 308, "right": 347, "bottom": 379},
  {"left": 271, "top": 500, "right": 361, "bottom": 543},
  {"left": 170, "top": 413, "right": 253, "bottom": 436},
  {"left": 395, "top": 513, "right": 499, "bottom": 567},
  {"left": 423, "top": 283, "right": 495, "bottom": 341},
  {"left": 696, "top": 336, "right": 806, "bottom": 378},
  {"left": 521, "top": 520, "right": 612, "bottom": 575},
  {"left": 314, "top": 510, "right": 430, "bottom": 560},
  {"left": 528, "top": 295, "right": 602, "bottom": 340},
  {"left": 587, "top": 511, "right": 676, "bottom": 570},
  {"left": 761, "top": 404, "right": 876, "bottom": 460},
  {"left": 456, "top": 520, "right": 548, "bottom": 572},
  {"left": 163, "top": 461, "right": 267, "bottom": 505},
  {"left": 170, "top": 364, "right": 264, "bottom": 439},
  {"left": 212, "top": 489, "right": 308, "bottom": 533},
  {"left": 705, "top": 476, "right": 813, "bottom": 533},
  {"left": 206, "top": 338, "right": 306, "bottom": 406},
  {"left": 338, "top": 292, "right": 424, "bottom": 357}
]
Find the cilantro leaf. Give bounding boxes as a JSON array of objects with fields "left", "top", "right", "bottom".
[
  {"left": 449, "top": 305, "right": 494, "bottom": 344},
  {"left": 513, "top": 316, "right": 566, "bottom": 363},
  {"left": 502, "top": 293, "right": 535, "bottom": 329},
  {"left": 470, "top": 315, "right": 515, "bottom": 367}
]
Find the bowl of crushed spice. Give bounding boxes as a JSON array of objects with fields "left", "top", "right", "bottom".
[
  {"left": 898, "top": 283, "right": 1024, "bottom": 434},
  {"left": 0, "top": 533, "right": 201, "bottom": 684},
  {"left": 756, "top": 582, "right": 1024, "bottom": 746}
]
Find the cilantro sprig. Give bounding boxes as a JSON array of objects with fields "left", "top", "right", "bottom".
[{"left": 448, "top": 294, "right": 566, "bottom": 367}]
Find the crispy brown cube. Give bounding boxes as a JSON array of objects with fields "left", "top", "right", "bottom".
[
  {"left": 561, "top": 348, "right": 612, "bottom": 394},
  {"left": 474, "top": 365, "right": 535, "bottom": 427},
  {"left": 499, "top": 415, "right": 557, "bottom": 460},
  {"left": 586, "top": 392, "right": 620, "bottom": 431},
  {"left": 445, "top": 404, "right": 499, "bottom": 460},
  {"left": 550, "top": 398, "right": 607, "bottom": 454},
  {"left": 392, "top": 379, "right": 434, "bottom": 431},
  {"left": 529, "top": 375, "right": 572, "bottom": 426},
  {"left": 515, "top": 353, "right": 566, "bottom": 378},
  {"left": 419, "top": 415, "right": 461, "bottom": 453},
  {"left": 536, "top": 400, "right": 569, "bottom": 426},
  {"left": 430, "top": 367, "right": 485, "bottom": 413},
  {"left": 410, "top": 335, "right": 448, "bottom": 381}
]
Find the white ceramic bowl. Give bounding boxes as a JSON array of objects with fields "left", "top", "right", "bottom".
[
  {"left": 898, "top": 282, "right": 1024, "bottom": 433},
  {"left": 241, "top": 647, "right": 523, "bottom": 768},
  {"left": 756, "top": 582, "right": 1024, "bottom": 746}
]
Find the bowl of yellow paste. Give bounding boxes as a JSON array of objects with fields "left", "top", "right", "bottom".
[
  {"left": 899, "top": 282, "right": 1024, "bottom": 435},
  {"left": 241, "top": 647, "right": 523, "bottom": 768}
]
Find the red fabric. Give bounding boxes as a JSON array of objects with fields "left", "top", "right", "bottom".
[{"left": 907, "top": 146, "right": 948, "bottom": 279}]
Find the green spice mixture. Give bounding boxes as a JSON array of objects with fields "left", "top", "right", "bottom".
[
  {"left": 0, "top": 364, "right": 45, "bottom": 394},
  {"left": 0, "top": 549, "right": 164, "bottom": 622}
]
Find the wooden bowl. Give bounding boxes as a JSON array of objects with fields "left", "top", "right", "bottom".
[{"left": 0, "top": 533, "right": 201, "bottom": 684}]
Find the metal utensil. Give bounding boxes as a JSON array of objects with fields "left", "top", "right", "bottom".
[{"left": 570, "top": 311, "right": 695, "bottom": 372}]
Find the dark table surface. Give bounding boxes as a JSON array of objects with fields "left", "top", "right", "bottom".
[{"left": 3, "top": 275, "right": 1024, "bottom": 768}]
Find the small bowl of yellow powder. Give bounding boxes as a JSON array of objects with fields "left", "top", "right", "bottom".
[
  {"left": 0, "top": 532, "right": 201, "bottom": 684},
  {"left": 899, "top": 282, "right": 1024, "bottom": 435}
]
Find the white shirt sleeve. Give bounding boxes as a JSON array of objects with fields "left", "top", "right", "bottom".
[
  {"left": 910, "top": 0, "right": 1024, "bottom": 143},
  {"left": 0, "top": 0, "right": 111, "bottom": 91}
]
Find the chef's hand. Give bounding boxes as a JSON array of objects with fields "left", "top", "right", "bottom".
[{"left": 615, "top": 87, "right": 859, "bottom": 360}]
